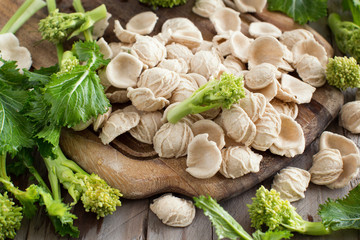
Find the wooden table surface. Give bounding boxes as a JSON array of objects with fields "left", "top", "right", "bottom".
[{"left": 3, "top": 0, "right": 359, "bottom": 239}]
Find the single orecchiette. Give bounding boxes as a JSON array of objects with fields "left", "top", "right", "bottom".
[
  {"left": 106, "top": 52, "right": 143, "bottom": 88},
  {"left": 238, "top": 92, "right": 267, "bottom": 122},
  {"left": 137, "top": 67, "right": 180, "bottom": 99},
  {"left": 270, "top": 114, "right": 305, "bottom": 157},
  {"left": 191, "top": 119, "right": 225, "bottom": 150},
  {"left": 209, "top": 7, "right": 241, "bottom": 34},
  {"left": 339, "top": 101, "right": 360, "bottom": 134},
  {"left": 153, "top": 122, "right": 194, "bottom": 158},
  {"left": 127, "top": 87, "right": 169, "bottom": 112},
  {"left": 252, "top": 103, "right": 281, "bottom": 151},
  {"left": 125, "top": 11, "right": 158, "bottom": 35},
  {"left": 170, "top": 76, "right": 198, "bottom": 104},
  {"left": 221, "top": 105, "right": 256, "bottom": 146},
  {"left": 192, "top": 0, "right": 225, "bottom": 18},
  {"left": 132, "top": 35, "right": 166, "bottom": 67},
  {"left": 166, "top": 42, "right": 194, "bottom": 65},
  {"left": 129, "top": 111, "right": 163, "bottom": 144},
  {"left": 106, "top": 89, "right": 129, "bottom": 104},
  {"left": 190, "top": 50, "right": 221, "bottom": 79},
  {"left": 245, "top": 63, "right": 279, "bottom": 90},
  {"left": 186, "top": 133, "right": 222, "bottom": 179},
  {"left": 99, "top": 110, "right": 140, "bottom": 145},
  {"left": 295, "top": 54, "right": 326, "bottom": 88},
  {"left": 93, "top": 107, "right": 112, "bottom": 132},
  {"left": 220, "top": 146, "right": 262, "bottom": 179},
  {"left": 270, "top": 98, "right": 298, "bottom": 120},
  {"left": 272, "top": 167, "right": 311, "bottom": 202},
  {"left": 309, "top": 148, "right": 343, "bottom": 185},
  {"left": 158, "top": 58, "right": 189, "bottom": 74},
  {"left": 150, "top": 193, "right": 195, "bottom": 227},
  {"left": 248, "top": 22, "right": 282, "bottom": 39}
]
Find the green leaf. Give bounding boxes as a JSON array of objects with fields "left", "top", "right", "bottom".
[
  {"left": 193, "top": 195, "right": 253, "bottom": 240},
  {"left": 267, "top": 0, "right": 328, "bottom": 25},
  {"left": 252, "top": 230, "right": 293, "bottom": 240},
  {"left": 44, "top": 41, "right": 110, "bottom": 128},
  {"left": 343, "top": 0, "right": 360, "bottom": 26},
  {"left": 23, "top": 65, "right": 59, "bottom": 88},
  {"left": 72, "top": 41, "right": 109, "bottom": 69},
  {"left": 0, "top": 59, "right": 28, "bottom": 88},
  {"left": 319, "top": 184, "right": 360, "bottom": 231},
  {"left": 0, "top": 83, "right": 33, "bottom": 156}
]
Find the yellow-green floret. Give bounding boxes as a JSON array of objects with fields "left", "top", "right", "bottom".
[
  {"left": 0, "top": 192, "right": 23, "bottom": 240},
  {"left": 139, "top": 0, "right": 187, "bottom": 8},
  {"left": 247, "top": 186, "right": 331, "bottom": 236},
  {"left": 80, "top": 173, "right": 122, "bottom": 219},
  {"left": 326, "top": 56, "right": 360, "bottom": 90}
]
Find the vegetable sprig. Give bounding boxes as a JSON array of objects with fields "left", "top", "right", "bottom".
[
  {"left": 328, "top": 13, "right": 360, "bottom": 62},
  {"left": 193, "top": 195, "right": 293, "bottom": 240},
  {"left": 196, "top": 184, "right": 360, "bottom": 239},
  {"left": 167, "top": 72, "right": 245, "bottom": 124}
]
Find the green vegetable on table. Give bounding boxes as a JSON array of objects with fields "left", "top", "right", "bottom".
[
  {"left": 167, "top": 72, "right": 246, "bottom": 124},
  {"left": 248, "top": 186, "right": 331, "bottom": 236},
  {"left": 139, "top": 0, "right": 187, "bottom": 9},
  {"left": 43, "top": 146, "right": 122, "bottom": 219},
  {"left": 328, "top": 13, "right": 360, "bottom": 62},
  {"left": 0, "top": 192, "right": 22, "bottom": 240},
  {"left": 195, "top": 184, "right": 360, "bottom": 239},
  {"left": 326, "top": 56, "right": 360, "bottom": 89},
  {"left": 0, "top": 0, "right": 121, "bottom": 238},
  {"left": 193, "top": 195, "right": 293, "bottom": 240},
  {"left": 267, "top": 0, "right": 328, "bottom": 25}
]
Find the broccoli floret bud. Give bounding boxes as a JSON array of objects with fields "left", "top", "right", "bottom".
[
  {"left": 328, "top": 13, "right": 360, "bottom": 62},
  {"left": 80, "top": 173, "right": 122, "bottom": 219},
  {"left": 326, "top": 56, "right": 360, "bottom": 90},
  {"left": 38, "top": 4, "right": 107, "bottom": 44},
  {"left": 248, "top": 186, "right": 331, "bottom": 236},
  {"left": 58, "top": 51, "right": 80, "bottom": 74},
  {"left": 39, "top": 9, "right": 85, "bottom": 44},
  {"left": 44, "top": 146, "right": 122, "bottom": 219},
  {"left": 0, "top": 192, "right": 23, "bottom": 240},
  {"left": 167, "top": 72, "right": 245, "bottom": 123},
  {"left": 139, "top": 0, "right": 187, "bottom": 8}
]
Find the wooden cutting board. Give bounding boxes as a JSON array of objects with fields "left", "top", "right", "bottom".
[{"left": 1, "top": 0, "right": 343, "bottom": 201}]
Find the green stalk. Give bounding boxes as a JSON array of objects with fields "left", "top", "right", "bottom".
[
  {"left": 23, "top": 160, "right": 51, "bottom": 194},
  {"left": 43, "top": 156, "right": 61, "bottom": 201},
  {"left": 72, "top": 0, "right": 92, "bottom": 41},
  {"left": 0, "top": 0, "right": 46, "bottom": 34},
  {"left": 282, "top": 221, "right": 331, "bottom": 236},
  {"left": 0, "top": 154, "right": 8, "bottom": 180},
  {"left": 54, "top": 146, "right": 88, "bottom": 176},
  {"left": 46, "top": 0, "right": 64, "bottom": 63}
]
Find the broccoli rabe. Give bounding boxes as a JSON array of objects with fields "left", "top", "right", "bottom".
[
  {"left": 328, "top": 13, "right": 360, "bottom": 62},
  {"left": 43, "top": 146, "right": 122, "bottom": 219},
  {"left": 248, "top": 186, "right": 331, "bottom": 236},
  {"left": 167, "top": 72, "right": 245, "bottom": 123},
  {"left": 38, "top": 4, "right": 107, "bottom": 44},
  {"left": 326, "top": 56, "right": 360, "bottom": 90},
  {"left": 139, "top": 0, "right": 187, "bottom": 9},
  {"left": 0, "top": 192, "right": 22, "bottom": 240}
]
